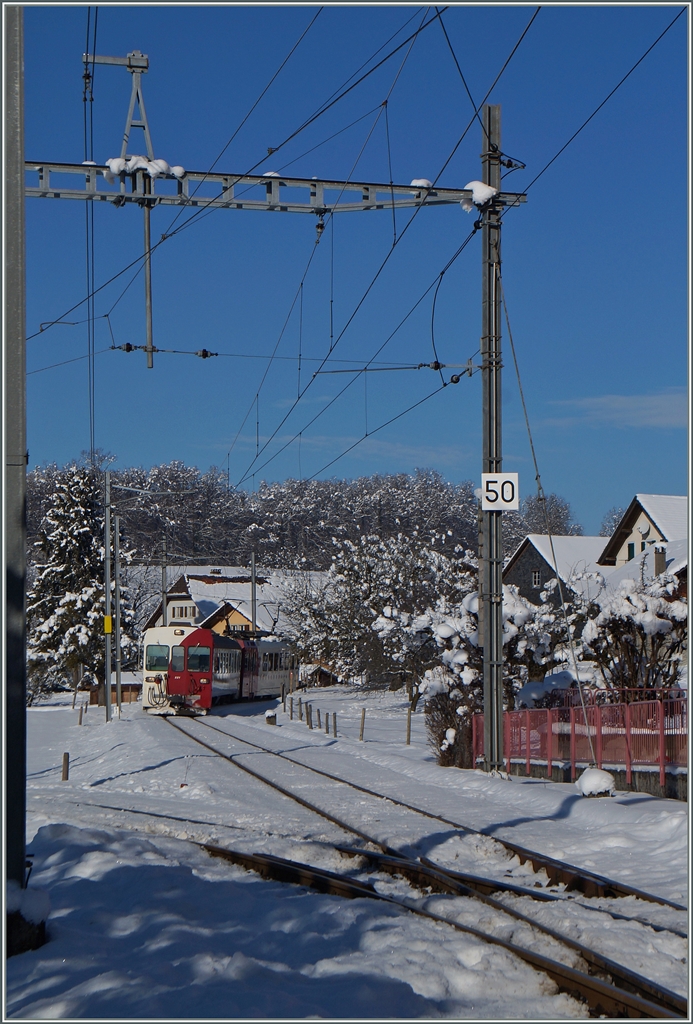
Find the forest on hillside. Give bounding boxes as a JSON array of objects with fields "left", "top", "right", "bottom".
[{"left": 26, "top": 460, "right": 583, "bottom": 570}]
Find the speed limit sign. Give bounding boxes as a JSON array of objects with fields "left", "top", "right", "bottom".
[{"left": 481, "top": 473, "right": 519, "bottom": 511}]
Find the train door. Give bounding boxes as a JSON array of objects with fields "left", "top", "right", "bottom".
[{"left": 240, "top": 642, "right": 258, "bottom": 698}]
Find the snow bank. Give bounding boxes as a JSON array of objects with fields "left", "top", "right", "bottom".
[{"left": 576, "top": 768, "right": 616, "bottom": 797}]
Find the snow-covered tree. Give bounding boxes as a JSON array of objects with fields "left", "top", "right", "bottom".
[
  {"left": 27, "top": 462, "right": 137, "bottom": 704},
  {"left": 599, "top": 505, "right": 625, "bottom": 538},
  {"left": 520, "top": 493, "right": 583, "bottom": 537},
  {"left": 284, "top": 531, "right": 477, "bottom": 695}
]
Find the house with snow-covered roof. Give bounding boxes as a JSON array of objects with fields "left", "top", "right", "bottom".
[
  {"left": 142, "top": 565, "right": 322, "bottom": 637},
  {"left": 597, "top": 494, "right": 687, "bottom": 568},
  {"left": 503, "top": 535, "right": 613, "bottom": 606}
]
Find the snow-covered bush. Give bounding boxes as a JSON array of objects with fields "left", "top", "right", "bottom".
[{"left": 581, "top": 574, "right": 687, "bottom": 696}]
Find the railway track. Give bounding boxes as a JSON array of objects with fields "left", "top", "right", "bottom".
[
  {"left": 163, "top": 714, "right": 688, "bottom": 1018},
  {"left": 174, "top": 714, "right": 687, "bottom": 909}
]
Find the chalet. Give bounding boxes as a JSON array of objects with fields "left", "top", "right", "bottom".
[
  {"left": 603, "top": 536, "right": 687, "bottom": 598},
  {"left": 503, "top": 535, "right": 612, "bottom": 606},
  {"left": 597, "top": 494, "right": 687, "bottom": 568},
  {"left": 142, "top": 565, "right": 319, "bottom": 637}
]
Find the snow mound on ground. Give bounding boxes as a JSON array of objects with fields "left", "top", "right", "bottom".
[
  {"left": 576, "top": 768, "right": 616, "bottom": 797},
  {"left": 6, "top": 880, "right": 51, "bottom": 923}
]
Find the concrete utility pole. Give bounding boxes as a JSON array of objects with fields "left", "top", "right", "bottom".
[
  {"left": 114, "top": 514, "right": 122, "bottom": 716},
  {"left": 251, "top": 551, "right": 257, "bottom": 636},
  {"left": 104, "top": 472, "right": 112, "bottom": 721},
  {"left": 480, "top": 106, "right": 504, "bottom": 772},
  {"left": 5, "top": 3, "right": 28, "bottom": 889}
]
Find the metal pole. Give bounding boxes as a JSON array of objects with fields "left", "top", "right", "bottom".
[
  {"left": 144, "top": 195, "right": 153, "bottom": 368},
  {"left": 480, "top": 105, "right": 504, "bottom": 772},
  {"left": 104, "top": 472, "right": 112, "bottom": 722},
  {"left": 161, "top": 536, "right": 167, "bottom": 625},
  {"left": 251, "top": 550, "right": 257, "bottom": 636},
  {"left": 4, "top": 3, "right": 27, "bottom": 888},
  {"left": 114, "top": 514, "right": 122, "bottom": 717}
]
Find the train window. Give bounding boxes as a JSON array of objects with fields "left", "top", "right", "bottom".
[
  {"left": 145, "top": 645, "right": 169, "bottom": 670},
  {"left": 171, "top": 646, "right": 185, "bottom": 671},
  {"left": 187, "top": 645, "right": 211, "bottom": 672}
]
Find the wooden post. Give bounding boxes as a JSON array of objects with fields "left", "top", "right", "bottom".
[
  {"left": 406, "top": 707, "right": 411, "bottom": 746},
  {"left": 290, "top": 696, "right": 294, "bottom": 720},
  {"left": 61, "top": 753, "right": 69, "bottom": 781},
  {"left": 333, "top": 713, "right": 337, "bottom": 738},
  {"left": 658, "top": 700, "right": 665, "bottom": 789},
  {"left": 78, "top": 706, "right": 83, "bottom": 726},
  {"left": 325, "top": 712, "right": 330, "bottom": 734},
  {"left": 307, "top": 704, "right": 313, "bottom": 730},
  {"left": 316, "top": 708, "right": 321, "bottom": 729},
  {"left": 359, "top": 708, "right": 366, "bottom": 741},
  {"left": 298, "top": 697, "right": 303, "bottom": 721}
]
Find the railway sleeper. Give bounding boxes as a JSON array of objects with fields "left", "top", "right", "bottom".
[
  {"left": 199, "top": 841, "right": 682, "bottom": 1019},
  {"left": 334, "top": 845, "right": 687, "bottom": 1017}
]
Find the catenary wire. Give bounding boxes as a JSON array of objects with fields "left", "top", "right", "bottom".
[
  {"left": 235, "top": 227, "right": 479, "bottom": 485},
  {"left": 498, "top": 272, "right": 597, "bottom": 764},
  {"left": 223, "top": 99, "right": 393, "bottom": 472},
  {"left": 27, "top": 10, "right": 441, "bottom": 343},
  {"left": 233, "top": 7, "right": 539, "bottom": 487},
  {"left": 162, "top": 7, "right": 324, "bottom": 238},
  {"left": 521, "top": 6, "right": 686, "bottom": 196},
  {"left": 307, "top": 382, "right": 449, "bottom": 480}
]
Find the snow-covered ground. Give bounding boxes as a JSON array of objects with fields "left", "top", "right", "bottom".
[{"left": 7, "top": 686, "right": 688, "bottom": 1019}]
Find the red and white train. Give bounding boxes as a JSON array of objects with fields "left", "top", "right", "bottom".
[{"left": 141, "top": 625, "right": 295, "bottom": 713}]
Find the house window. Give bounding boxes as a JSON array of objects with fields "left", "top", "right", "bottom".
[
  {"left": 531, "top": 570, "right": 541, "bottom": 588},
  {"left": 641, "top": 541, "right": 646, "bottom": 552},
  {"left": 627, "top": 542, "right": 635, "bottom": 561}
]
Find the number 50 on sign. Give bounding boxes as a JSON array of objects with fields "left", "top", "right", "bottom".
[{"left": 481, "top": 473, "right": 519, "bottom": 511}]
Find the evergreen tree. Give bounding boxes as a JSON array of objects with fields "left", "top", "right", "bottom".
[{"left": 27, "top": 462, "right": 137, "bottom": 704}]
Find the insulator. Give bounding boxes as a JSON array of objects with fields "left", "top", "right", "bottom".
[
  {"left": 450, "top": 374, "right": 461, "bottom": 384},
  {"left": 122, "top": 343, "right": 134, "bottom": 352}
]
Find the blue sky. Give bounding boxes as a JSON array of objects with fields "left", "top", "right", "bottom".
[{"left": 23, "top": 4, "right": 689, "bottom": 534}]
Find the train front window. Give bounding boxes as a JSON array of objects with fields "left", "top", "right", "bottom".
[
  {"left": 171, "top": 646, "right": 185, "bottom": 671},
  {"left": 187, "top": 645, "right": 211, "bottom": 672},
  {"left": 145, "top": 645, "right": 169, "bottom": 670}
]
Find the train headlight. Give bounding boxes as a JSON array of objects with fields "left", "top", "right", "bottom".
[{"left": 200, "top": 678, "right": 209, "bottom": 684}]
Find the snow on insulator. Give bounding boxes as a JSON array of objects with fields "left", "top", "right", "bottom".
[
  {"left": 410, "top": 178, "right": 432, "bottom": 188},
  {"left": 171, "top": 166, "right": 186, "bottom": 178},
  {"left": 81, "top": 160, "right": 97, "bottom": 166},
  {"left": 125, "top": 155, "right": 149, "bottom": 173},
  {"left": 262, "top": 171, "right": 281, "bottom": 177},
  {"left": 462, "top": 180, "right": 499, "bottom": 208},
  {"left": 105, "top": 157, "right": 127, "bottom": 175}
]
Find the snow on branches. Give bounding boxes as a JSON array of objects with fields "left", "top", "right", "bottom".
[{"left": 27, "top": 462, "right": 137, "bottom": 704}]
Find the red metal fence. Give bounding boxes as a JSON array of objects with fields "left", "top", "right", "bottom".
[{"left": 472, "top": 699, "right": 687, "bottom": 786}]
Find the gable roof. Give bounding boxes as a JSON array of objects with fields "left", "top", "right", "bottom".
[
  {"left": 598, "top": 494, "right": 688, "bottom": 565},
  {"left": 505, "top": 534, "right": 611, "bottom": 585},
  {"left": 603, "top": 536, "right": 688, "bottom": 592}
]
